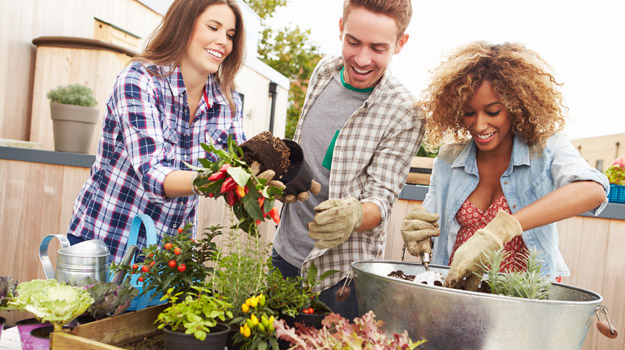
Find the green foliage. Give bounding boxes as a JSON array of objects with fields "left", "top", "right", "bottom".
[
  {"left": 156, "top": 286, "right": 233, "bottom": 341},
  {"left": 9, "top": 279, "right": 94, "bottom": 331},
  {"left": 476, "top": 249, "right": 552, "bottom": 300},
  {"left": 242, "top": 0, "right": 324, "bottom": 139},
  {"left": 185, "top": 137, "right": 283, "bottom": 236},
  {"left": 258, "top": 26, "right": 323, "bottom": 139},
  {"left": 242, "top": 0, "right": 287, "bottom": 20},
  {"left": 47, "top": 83, "right": 97, "bottom": 107},
  {"left": 230, "top": 294, "right": 279, "bottom": 350},
  {"left": 416, "top": 144, "right": 438, "bottom": 158},
  {"left": 604, "top": 156, "right": 625, "bottom": 185},
  {"left": 208, "top": 227, "right": 270, "bottom": 319},
  {"left": 71, "top": 277, "right": 138, "bottom": 319},
  {"left": 110, "top": 223, "right": 221, "bottom": 300},
  {"left": 0, "top": 276, "right": 18, "bottom": 310},
  {"left": 274, "top": 311, "right": 426, "bottom": 349}
]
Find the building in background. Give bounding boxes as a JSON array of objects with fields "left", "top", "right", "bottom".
[
  {"left": 571, "top": 133, "right": 624, "bottom": 171},
  {"left": 0, "top": 0, "right": 289, "bottom": 153}
]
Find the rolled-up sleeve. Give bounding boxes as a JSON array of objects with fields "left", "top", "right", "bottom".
[
  {"left": 111, "top": 66, "right": 175, "bottom": 203},
  {"left": 550, "top": 133, "right": 610, "bottom": 214}
]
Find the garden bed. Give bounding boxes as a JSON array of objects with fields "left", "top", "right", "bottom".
[{"left": 50, "top": 304, "right": 166, "bottom": 349}]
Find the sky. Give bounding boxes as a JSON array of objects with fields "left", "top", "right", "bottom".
[{"left": 270, "top": 0, "right": 625, "bottom": 140}]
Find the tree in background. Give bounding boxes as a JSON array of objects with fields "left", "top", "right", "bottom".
[{"left": 243, "top": 0, "right": 323, "bottom": 139}]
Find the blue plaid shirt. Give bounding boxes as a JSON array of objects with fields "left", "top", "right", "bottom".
[{"left": 67, "top": 61, "right": 245, "bottom": 262}]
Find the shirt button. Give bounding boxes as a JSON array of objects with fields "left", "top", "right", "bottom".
[
  {"left": 513, "top": 205, "right": 517, "bottom": 209},
  {"left": 504, "top": 181, "right": 509, "bottom": 185}
]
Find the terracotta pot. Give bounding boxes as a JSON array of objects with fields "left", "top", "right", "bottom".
[
  {"left": 16, "top": 318, "right": 52, "bottom": 350},
  {"left": 163, "top": 323, "right": 228, "bottom": 350},
  {"left": 49, "top": 103, "right": 99, "bottom": 153}
]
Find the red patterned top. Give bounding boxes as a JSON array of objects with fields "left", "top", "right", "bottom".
[{"left": 450, "top": 195, "right": 528, "bottom": 273}]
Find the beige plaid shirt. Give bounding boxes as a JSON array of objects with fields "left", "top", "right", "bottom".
[{"left": 294, "top": 56, "right": 424, "bottom": 292}]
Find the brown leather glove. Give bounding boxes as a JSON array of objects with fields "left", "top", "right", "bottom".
[
  {"left": 308, "top": 198, "right": 363, "bottom": 249},
  {"left": 401, "top": 206, "right": 440, "bottom": 256},
  {"left": 445, "top": 209, "right": 523, "bottom": 290}
]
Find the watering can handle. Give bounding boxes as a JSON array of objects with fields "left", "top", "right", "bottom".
[
  {"left": 596, "top": 305, "right": 618, "bottom": 339},
  {"left": 39, "top": 234, "right": 71, "bottom": 280}
]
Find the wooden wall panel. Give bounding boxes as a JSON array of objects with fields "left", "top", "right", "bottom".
[{"left": 0, "top": 0, "right": 162, "bottom": 145}]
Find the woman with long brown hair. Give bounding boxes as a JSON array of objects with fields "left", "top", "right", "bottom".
[{"left": 66, "top": 0, "right": 247, "bottom": 261}]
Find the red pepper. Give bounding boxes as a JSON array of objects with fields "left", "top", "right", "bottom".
[
  {"left": 219, "top": 163, "right": 232, "bottom": 173},
  {"left": 221, "top": 177, "right": 237, "bottom": 194},
  {"left": 268, "top": 207, "right": 280, "bottom": 225},
  {"left": 226, "top": 190, "right": 237, "bottom": 206},
  {"left": 207, "top": 171, "right": 226, "bottom": 181},
  {"left": 235, "top": 185, "right": 247, "bottom": 199},
  {"left": 255, "top": 220, "right": 262, "bottom": 226},
  {"left": 177, "top": 264, "right": 187, "bottom": 272},
  {"left": 168, "top": 260, "right": 177, "bottom": 268},
  {"left": 258, "top": 197, "right": 265, "bottom": 214}
]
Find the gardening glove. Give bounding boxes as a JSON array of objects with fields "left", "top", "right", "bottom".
[
  {"left": 308, "top": 198, "right": 363, "bottom": 249},
  {"left": 250, "top": 161, "right": 286, "bottom": 191},
  {"left": 277, "top": 179, "right": 322, "bottom": 203},
  {"left": 445, "top": 209, "right": 523, "bottom": 291},
  {"left": 400, "top": 206, "right": 440, "bottom": 256}
]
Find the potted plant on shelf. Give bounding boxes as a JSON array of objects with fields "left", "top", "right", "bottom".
[
  {"left": 47, "top": 83, "right": 99, "bottom": 153},
  {"left": 155, "top": 285, "right": 233, "bottom": 350},
  {"left": 605, "top": 156, "right": 625, "bottom": 203},
  {"left": 7, "top": 279, "right": 94, "bottom": 349}
]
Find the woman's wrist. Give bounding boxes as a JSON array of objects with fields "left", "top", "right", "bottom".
[{"left": 190, "top": 172, "right": 201, "bottom": 196}]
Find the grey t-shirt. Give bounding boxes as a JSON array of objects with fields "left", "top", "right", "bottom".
[{"left": 274, "top": 72, "right": 371, "bottom": 268}]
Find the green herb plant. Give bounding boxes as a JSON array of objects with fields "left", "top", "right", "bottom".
[
  {"left": 185, "top": 136, "right": 283, "bottom": 236},
  {"left": 110, "top": 222, "right": 220, "bottom": 301},
  {"left": 47, "top": 83, "right": 97, "bottom": 107},
  {"left": 155, "top": 286, "right": 233, "bottom": 341},
  {"left": 8, "top": 279, "right": 94, "bottom": 331},
  {"left": 476, "top": 248, "right": 552, "bottom": 300},
  {"left": 208, "top": 225, "right": 270, "bottom": 319}
]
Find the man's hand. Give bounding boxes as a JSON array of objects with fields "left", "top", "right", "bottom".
[
  {"left": 308, "top": 198, "right": 363, "bottom": 249},
  {"left": 445, "top": 210, "right": 523, "bottom": 290},
  {"left": 278, "top": 180, "right": 321, "bottom": 203},
  {"left": 400, "top": 206, "right": 440, "bottom": 256}
]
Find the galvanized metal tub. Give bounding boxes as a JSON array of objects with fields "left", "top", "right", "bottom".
[{"left": 352, "top": 260, "right": 602, "bottom": 350}]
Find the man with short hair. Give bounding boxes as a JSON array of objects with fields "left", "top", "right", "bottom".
[{"left": 271, "top": 0, "right": 424, "bottom": 319}]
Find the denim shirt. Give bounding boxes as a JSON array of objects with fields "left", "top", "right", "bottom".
[{"left": 422, "top": 133, "right": 609, "bottom": 279}]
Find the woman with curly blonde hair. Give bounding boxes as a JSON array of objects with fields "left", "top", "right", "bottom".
[{"left": 401, "top": 42, "right": 609, "bottom": 290}]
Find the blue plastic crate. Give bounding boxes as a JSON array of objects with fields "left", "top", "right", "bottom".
[{"left": 607, "top": 184, "right": 625, "bottom": 203}]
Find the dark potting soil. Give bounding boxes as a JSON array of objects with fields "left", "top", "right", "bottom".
[
  {"left": 118, "top": 331, "right": 164, "bottom": 350},
  {"left": 387, "top": 270, "right": 491, "bottom": 293},
  {"left": 240, "top": 131, "right": 291, "bottom": 176}
]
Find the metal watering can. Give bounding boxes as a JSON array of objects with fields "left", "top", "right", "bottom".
[{"left": 39, "top": 234, "right": 109, "bottom": 283}]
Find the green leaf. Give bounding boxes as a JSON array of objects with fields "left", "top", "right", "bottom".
[
  {"left": 227, "top": 167, "right": 251, "bottom": 186},
  {"left": 242, "top": 195, "right": 264, "bottom": 220}
]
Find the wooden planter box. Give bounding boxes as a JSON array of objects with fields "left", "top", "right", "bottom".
[
  {"left": 50, "top": 304, "right": 166, "bottom": 349},
  {"left": 406, "top": 156, "right": 434, "bottom": 186}
]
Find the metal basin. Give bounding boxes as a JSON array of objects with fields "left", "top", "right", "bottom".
[{"left": 352, "top": 260, "right": 602, "bottom": 350}]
